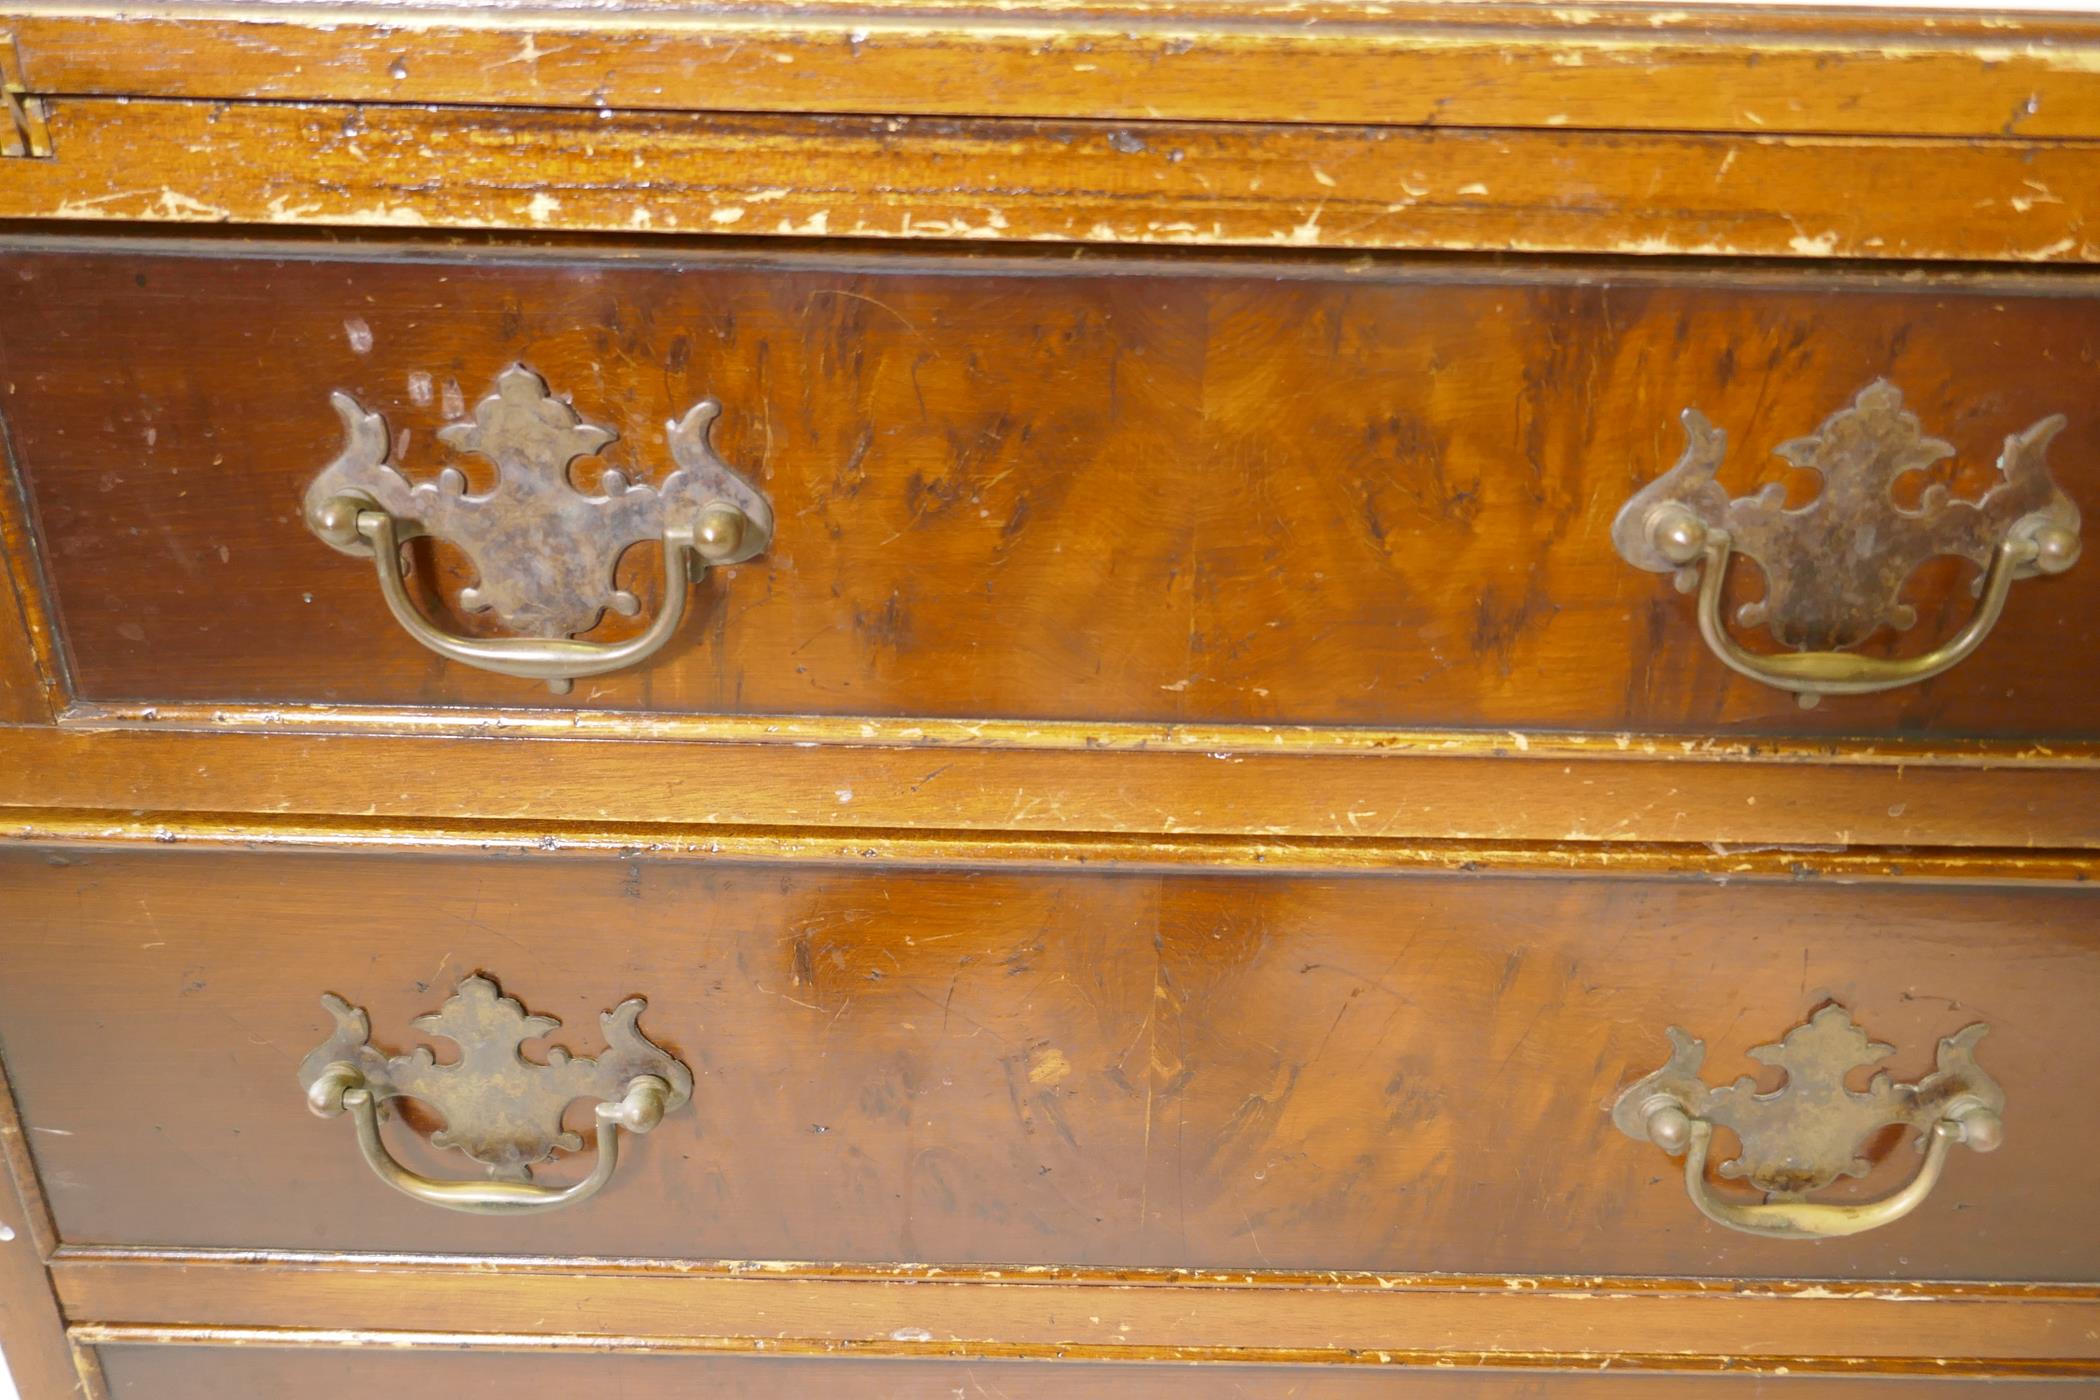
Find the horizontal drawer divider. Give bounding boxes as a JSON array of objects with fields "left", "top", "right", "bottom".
[
  {"left": 59, "top": 700, "right": 2100, "bottom": 769},
  {"left": 14, "top": 5, "right": 2100, "bottom": 142},
  {"left": 14, "top": 98, "right": 2100, "bottom": 263},
  {"left": 50, "top": 1244, "right": 2100, "bottom": 1299},
  {"left": 5, "top": 728, "right": 2098, "bottom": 850},
  {"left": 61, "top": 1326, "right": 2100, "bottom": 1382},
  {"left": 51, "top": 1251, "right": 2100, "bottom": 1376},
  {"left": 5, "top": 807, "right": 2100, "bottom": 884}
]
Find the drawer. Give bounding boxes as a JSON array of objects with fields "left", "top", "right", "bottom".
[
  {"left": 87, "top": 1346, "right": 2084, "bottom": 1400},
  {"left": 1, "top": 844, "right": 2092, "bottom": 1281},
  {"left": 3, "top": 240, "right": 2096, "bottom": 740}
]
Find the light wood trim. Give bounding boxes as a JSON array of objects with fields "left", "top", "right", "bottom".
[
  {"left": 14, "top": 98, "right": 2100, "bottom": 262},
  {"left": 4, "top": 726, "right": 2100, "bottom": 849},
  {"left": 12, "top": 3, "right": 2100, "bottom": 141},
  {"left": 49, "top": 1251, "right": 2100, "bottom": 1376},
  {"left": 6, "top": 807, "right": 2099, "bottom": 885}
]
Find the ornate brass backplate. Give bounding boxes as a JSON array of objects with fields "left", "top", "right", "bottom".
[
  {"left": 1613, "top": 381, "right": 2081, "bottom": 701},
  {"left": 1611, "top": 1004, "right": 2005, "bottom": 1239},
  {"left": 303, "top": 364, "right": 772, "bottom": 689},
  {"left": 299, "top": 973, "right": 693, "bottom": 1212}
]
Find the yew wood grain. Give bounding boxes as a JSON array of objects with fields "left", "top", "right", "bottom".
[
  {"left": 17, "top": 100, "right": 2100, "bottom": 263},
  {"left": 7, "top": 243, "right": 2100, "bottom": 741},
  {"left": 2, "top": 845, "right": 2095, "bottom": 1281},
  {"left": 14, "top": 3, "right": 2100, "bottom": 141},
  {"left": 87, "top": 1343, "right": 2094, "bottom": 1400}
]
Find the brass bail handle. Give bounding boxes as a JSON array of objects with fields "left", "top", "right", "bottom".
[
  {"left": 301, "top": 363, "right": 773, "bottom": 693},
  {"left": 1646, "top": 510, "right": 2076, "bottom": 703},
  {"left": 311, "top": 496, "right": 750, "bottom": 693},
  {"left": 297, "top": 974, "right": 695, "bottom": 1216},
  {"left": 1613, "top": 380, "right": 2081, "bottom": 706},
  {"left": 1631, "top": 1094, "right": 2002, "bottom": 1241},
  {"left": 306, "top": 1063, "right": 673, "bottom": 1215},
  {"left": 1610, "top": 1005, "right": 2006, "bottom": 1241}
]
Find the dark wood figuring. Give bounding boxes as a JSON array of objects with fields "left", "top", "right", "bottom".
[
  {"left": 7, "top": 2, "right": 2100, "bottom": 1388},
  {"left": 86, "top": 1345, "right": 2098, "bottom": 1399},
  {"left": 6, "top": 242, "right": 2099, "bottom": 740},
  {"left": 1, "top": 844, "right": 2092, "bottom": 1282}
]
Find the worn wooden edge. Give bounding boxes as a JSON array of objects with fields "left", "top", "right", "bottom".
[
  {"left": 12, "top": 4, "right": 2100, "bottom": 141},
  {"left": 0, "top": 1051, "right": 90, "bottom": 1397},
  {"left": 61, "top": 700, "right": 2100, "bottom": 770},
  {"left": 46, "top": 1252, "right": 2100, "bottom": 1375},
  {"left": 15, "top": 99, "right": 2100, "bottom": 262},
  {"left": 4, "top": 807, "right": 2098, "bottom": 886},
  {"left": 3, "top": 726, "right": 2099, "bottom": 848},
  {"left": 0, "top": 409, "right": 64, "bottom": 724},
  {"left": 52, "top": 1246, "right": 2100, "bottom": 1301},
  {"left": 21, "top": 223, "right": 2100, "bottom": 288}
]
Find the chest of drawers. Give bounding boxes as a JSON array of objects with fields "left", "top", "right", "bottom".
[{"left": 1, "top": 3, "right": 2098, "bottom": 1396}]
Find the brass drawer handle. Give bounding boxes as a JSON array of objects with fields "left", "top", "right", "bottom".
[
  {"left": 1610, "top": 1005, "right": 2004, "bottom": 1240},
  {"left": 302, "top": 364, "right": 772, "bottom": 693},
  {"left": 1613, "top": 381, "right": 2080, "bottom": 706},
  {"left": 298, "top": 973, "right": 692, "bottom": 1215}
]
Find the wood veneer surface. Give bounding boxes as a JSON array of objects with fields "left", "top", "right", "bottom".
[
  {"left": 1, "top": 845, "right": 2092, "bottom": 1281},
  {"left": 6, "top": 244, "right": 2099, "bottom": 739}
]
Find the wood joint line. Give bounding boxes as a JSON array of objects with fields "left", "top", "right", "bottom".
[{"left": 0, "top": 36, "right": 52, "bottom": 160}]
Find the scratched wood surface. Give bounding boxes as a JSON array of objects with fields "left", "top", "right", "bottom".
[
  {"left": 89, "top": 1345, "right": 2097, "bottom": 1399},
  {"left": 2, "top": 844, "right": 2093, "bottom": 1281},
  {"left": 6, "top": 241, "right": 2097, "bottom": 739},
  {"left": 8, "top": 726, "right": 2100, "bottom": 850},
  {"left": 55, "top": 1255, "right": 2100, "bottom": 1373},
  {"left": 16, "top": 100, "right": 2100, "bottom": 263},
  {"left": 15, "top": 3, "right": 2100, "bottom": 140}
]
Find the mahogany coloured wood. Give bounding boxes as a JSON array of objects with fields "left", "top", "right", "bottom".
[
  {"left": 6, "top": 242, "right": 2099, "bottom": 741},
  {"left": 1, "top": 844, "right": 2093, "bottom": 1282}
]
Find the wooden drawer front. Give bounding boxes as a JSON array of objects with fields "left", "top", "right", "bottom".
[
  {"left": 1, "top": 845, "right": 2092, "bottom": 1281},
  {"left": 88, "top": 1347, "right": 2077, "bottom": 1400},
  {"left": 4, "top": 242, "right": 2097, "bottom": 739}
]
